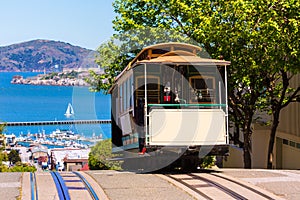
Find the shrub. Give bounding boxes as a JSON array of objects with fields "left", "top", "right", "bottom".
[
  {"left": 200, "top": 156, "right": 216, "bottom": 169},
  {"left": 88, "top": 139, "right": 122, "bottom": 170}
]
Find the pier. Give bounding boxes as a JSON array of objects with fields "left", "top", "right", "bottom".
[{"left": 1, "top": 119, "right": 111, "bottom": 127}]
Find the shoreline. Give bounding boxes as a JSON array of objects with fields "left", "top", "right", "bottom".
[{"left": 10, "top": 71, "right": 92, "bottom": 87}]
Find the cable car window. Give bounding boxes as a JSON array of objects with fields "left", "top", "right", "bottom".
[
  {"left": 192, "top": 78, "right": 206, "bottom": 89},
  {"left": 189, "top": 76, "right": 215, "bottom": 103},
  {"left": 135, "top": 76, "right": 160, "bottom": 104}
]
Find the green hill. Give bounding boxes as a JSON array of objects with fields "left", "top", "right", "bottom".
[{"left": 0, "top": 39, "right": 98, "bottom": 72}]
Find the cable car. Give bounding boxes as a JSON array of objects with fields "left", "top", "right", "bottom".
[{"left": 109, "top": 42, "right": 230, "bottom": 171}]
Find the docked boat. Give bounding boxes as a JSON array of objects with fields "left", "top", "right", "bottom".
[{"left": 48, "top": 129, "right": 80, "bottom": 140}]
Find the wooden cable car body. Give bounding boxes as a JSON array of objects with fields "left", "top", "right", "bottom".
[{"left": 109, "top": 43, "right": 230, "bottom": 171}]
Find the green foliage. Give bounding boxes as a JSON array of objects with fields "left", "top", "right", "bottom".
[
  {"left": 0, "top": 123, "right": 6, "bottom": 134},
  {"left": 200, "top": 156, "right": 216, "bottom": 169},
  {"left": 88, "top": 139, "right": 122, "bottom": 170},
  {"left": 87, "top": 0, "right": 299, "bottom": 168},
  {"left": 42, "top": 72, "right": 58, "bottom": 80},
  {"left": 0, "top": 165, "right": 9, "bottom": 172},
  {"left": 0, "top": 151, "right": 8, "bottom": 163},
  {"left": 85, "top": 39, "right": 126, "bottom": 92},
  {"left": 8, "top": 162, "right": 37, "bottom": 172},
  {"left": 87, "top": 27, "right": 200, "bottom": 92},
  {"left": 0, "top": 162, "right": 37, "bottom": 172},
  {"left": 108, "top": 0, "right": 300, "bottom": 169},
  {"left": 8, "top": 149, "right": 21, "bottom": 164},
  {"left": 0, "top": 123, "right": 6, "bottom": 150},
  {"left": 0, "top": 123, "right": 36, "bottom": 172},
  {"left": 42, "top": 71, "right": 79, "bottom": 80},
  {"left": 59, "top": 70, "right": 79, "bottom": 79}
]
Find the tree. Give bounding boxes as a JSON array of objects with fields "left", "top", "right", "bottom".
[
  {"left": 85, "top": 39, "right": 131, "bottom": 92},
  {"left": 8, "top": 149, "right": 21, "bottom": 165},
  {"left": 0, "top": 122, "right": 6, "bottom": 149},
  {"left": 0, "top": 123, "right": 5, "bottom": 133},
  {"left": 90, "top": 0, "right": 300, "bottom": 168},
  {"left": 266, "top": 72, "right": 299, "bottom": 169},
  {"left": 0, "top": 123, "right": 7, "bottom": 164},
  {"left": 110, "top": 0, "right": 270, "bottom": 168},
  {"left": 0, "top": 151, "right": 8, "bottom": 164},
  {"left": 86, "top": 27, "right": 197, "bottom": 92},
  {"left": 261, "top": 1, "right": 300, "bottom": 168}
]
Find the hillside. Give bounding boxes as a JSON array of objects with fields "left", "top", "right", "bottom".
[{"left": 0, "top": 39, "right": 98, "bottom": 72}]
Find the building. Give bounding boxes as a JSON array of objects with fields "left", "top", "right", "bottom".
[
  {"left": 224, "top": 74, "right": 300, "bottom": 169},
  {"left": 50, "top": 148, "right": 90, "bottom": 171},
  {"left": 63, "top": 158, "right": 89, "bottom": 171},
  {"left": 31, "top": 145, "right": 49, "bottom": 169},
  {"left": 31, "top": 145, "right": 48, "bottom": 160},
  {"left": 5, "top": 134, "right": 16, "bottom": 147}
]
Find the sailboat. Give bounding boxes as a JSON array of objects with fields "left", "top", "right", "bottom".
[{"left": 64, "top": 103, "right": 74, "bottom": 117}]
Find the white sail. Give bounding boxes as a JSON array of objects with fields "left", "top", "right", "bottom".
[{"left": 64, "top": 103, "right": 74, "bottom": 117}]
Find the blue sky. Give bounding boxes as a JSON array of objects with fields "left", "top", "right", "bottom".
[{"left": 0, "top": 0, "right": 115, "bottom": 50}]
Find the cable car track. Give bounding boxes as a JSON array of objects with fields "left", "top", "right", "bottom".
[
  {"left": 164, "top": 173, "right": 277, "bottom": 200},
  {"left": 73, "top": 171, "right": 99, "bottom": 200},
  {"left": 210, "top": 173, "right": 275, "bottom": 200},
  {"left": 50, "top": 172, "right": 71, "bottom": 200},
  {"left": 30, "top": 172, "right": 38, "bottom": 200},
  {"left": 50, "top": 172, "right": 99, "bottom": 200}
]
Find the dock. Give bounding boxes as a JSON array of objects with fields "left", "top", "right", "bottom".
[{"left": 1, "top": 119, "right": 111, "bottom": 126}]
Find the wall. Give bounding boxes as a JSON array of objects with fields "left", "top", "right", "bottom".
[{"left": 223, "top": 145, "right": 244, "bottom": 168}]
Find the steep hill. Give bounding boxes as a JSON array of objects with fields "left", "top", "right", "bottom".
[{"left": 0, "top": 39, "right": 98, "bottom": 72}]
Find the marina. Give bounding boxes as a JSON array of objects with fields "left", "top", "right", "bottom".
[
  {"left": 2, "top": 128, "right": 100, "bottom": 172},
  {"left": 13, "top": 128, "right": 104, "bottom": 149}
]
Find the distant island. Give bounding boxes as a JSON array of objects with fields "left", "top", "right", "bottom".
[
  {"left": 0, "top": 39, "right": 99, "bottom": 72},
  {"left": 10, "top": 70, "right": 96, "bottom": 87}
]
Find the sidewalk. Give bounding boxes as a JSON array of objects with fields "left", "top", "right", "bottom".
[{"left": 220, "top": 169, "right": 300, "bottom": 200}]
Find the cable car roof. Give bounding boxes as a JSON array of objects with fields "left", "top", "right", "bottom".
[
  {"left": 125, "top": 42, "right": 230, "bottom": 69},
  {"left": 134, "top": 50, "right": 230, "bottom": 66},
  {"left": 109, "top": 43, "right": 230, "bottom": 93}
]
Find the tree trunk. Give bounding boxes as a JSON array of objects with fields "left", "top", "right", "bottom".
[
  {"left": 243, "top": 116, "right": 253, "bottom": 169},
  {"left": 267, "top": 110, "right": 280, "bottom": 169},
  {"left": 243, "top": 132, "right": 252, "bottom": 169},
  {"left": 234, "top": 115, "right": 241, "bottom": 145}
]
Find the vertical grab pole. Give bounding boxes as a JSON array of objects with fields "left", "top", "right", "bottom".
[
  {"left": 224, "top": 65, "right": 229, "bottom": 144},
  {"left": 144, "top": 63, "right": 148, "bottom": 145},
  {"left": 131, "top": 76, "right": 134, "bottom": 117},
  {"left": 219, "top": 81, "right": 222, "bottom": 109}
]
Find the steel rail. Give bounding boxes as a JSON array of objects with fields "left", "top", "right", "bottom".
[
  {"left": 211, "top": 173, "right": 275, "bottom": 200},
  {"left": 30, "top": 172, "right": 38, "bottom": 200},
  {"left": 50, "top": 172, "right": 71, "bottom": 200},
  {"left": 164, "top": 174, "right": 213, "bottom": 200},
  {"left": 73, "top": 172, "right": 99, "bottom": 200},
  {"left": 188, "top": 173, "right": 247, "bottom": 200}
]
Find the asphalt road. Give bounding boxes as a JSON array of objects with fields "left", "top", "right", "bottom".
[{"left": 0, "top": 169, "right": 299, "bottom": 199}]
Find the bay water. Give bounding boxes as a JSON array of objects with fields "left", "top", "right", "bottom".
[{"left": 0, "top": 72, "right": 111, "bottom": 139}]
